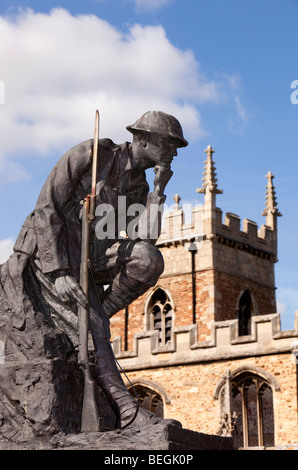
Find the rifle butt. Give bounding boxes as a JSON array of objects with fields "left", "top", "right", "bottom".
[
  {"left": 78, "top": 302, "right": 100, "bottom": 432},
  {"left": 80, "top": 369, "right": 100, "bottom": 432}
]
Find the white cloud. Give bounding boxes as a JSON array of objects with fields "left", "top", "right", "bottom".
[
  {"left": 132, "top": 0, "right": 173, "bottom": 11},
  {"left": 234, "top": 96, "right": 247, "bottom": 124},
  {"left": 0, "top": 159, "right": 30, "bottom": 185},
  {"left": 227, "top": 96, "right": 248, "bottom": 133},
  {"left": 0, "top": 7, "right": 220, "bottom": 177},
  {"left": 0, "top": 238, "right": 14, "bottom": 264},
  {"left": 0, "top": 80, "right": 4, "bottom": 104},
  {"left": 0, "top": 7, "right": 243, "bottom": 188},
  {"left": 276, "top": 286, "right": 298, "bottom": 330}
]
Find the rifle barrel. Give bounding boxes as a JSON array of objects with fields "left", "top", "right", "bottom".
[
  {"left": 91, "top": 110, "right": 99, "bottom": 196},
  {"left": 78, "top": 110, "right": 100, "bottom": 432}
]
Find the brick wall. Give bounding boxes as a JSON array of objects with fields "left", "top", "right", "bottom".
[
  {"left": 124, "top": 353, "right": 298, "bottom": 447},
  {"left": 110, "top": 264, "right": 276, "bottom": 351},
  {"left": 110, "top": 269, "right": 216, "bottom": 350},
  {"left": 214, "top": 269, "right": 276, "bottom": 322}
]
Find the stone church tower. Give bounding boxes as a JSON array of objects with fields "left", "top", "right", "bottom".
[
  {"left": 194, "top": 145, "right": 281, "bottom": 339},
  {"left": 110, "top": 146, "right": 298, "bottom": 450}
]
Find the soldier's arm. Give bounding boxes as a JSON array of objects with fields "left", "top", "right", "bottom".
[
  {"left": 152, "top": 164, "right": 173, "bottom": 198},
  {"left": 34, "top": 140, "right": 93, "bottom": 275},
  {"left": 134, "top": 165, "right": 172, "bottom": 244}
]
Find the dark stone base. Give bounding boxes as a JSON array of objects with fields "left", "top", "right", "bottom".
[
  {"left": 62, "top": 424, "right": 234, "bottom": 451},
  {"left": 0, "top": 358, "right": 119, "bottom": 448},
  {"left": 0, "top": 360, "right": 83, "bottom": 442},
  {"left": 0, "top": 422, "right": 234, "bottom": 451}
]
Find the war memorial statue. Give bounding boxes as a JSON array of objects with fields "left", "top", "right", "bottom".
[
  {"left": 0, "top": 109, "right": 235, "bottom": 450},
  {"left": 0, "top": 110, "right": 193, "bottom": 447}
]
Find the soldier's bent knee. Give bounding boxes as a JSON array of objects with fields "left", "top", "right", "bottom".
[{"left": 130, "top": 241, "right": 164, "bottom": 284}]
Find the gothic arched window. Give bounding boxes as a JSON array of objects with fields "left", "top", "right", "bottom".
[
  {"left": 129, "top": 385, "right": 164, "bottom": 418},
  {"left": 233, "top": 374, "right": 274, "bottom": 448},
  {"left": 218, "top": 370, "right": 275, "bottom": 449},
  {"left": 147, "top": 288, "right": 174, "bottom": 347},
  {"left": 238, "top": 291, "right": 253, "bottom": 336}
]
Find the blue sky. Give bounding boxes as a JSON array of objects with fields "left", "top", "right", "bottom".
[{"left": 0, "top": 0, "right": 298, "bottom": 329}]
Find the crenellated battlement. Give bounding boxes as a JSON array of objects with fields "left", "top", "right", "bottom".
[
  {"left": 158, "top": 205, "right": 276, "bottom": 258},
  {"left": 112, "top": 313, "right": 298, "bottom": 372},
  {"left": 158, "top": 145, "right": 280, "bottom": 262},
  {"left": 215, "top": 210, "right": 276, "bottom": 259}
]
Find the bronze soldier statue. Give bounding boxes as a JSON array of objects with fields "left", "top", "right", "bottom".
[{"left": 1, "top": 110, "right": 188, "bottom": 431}]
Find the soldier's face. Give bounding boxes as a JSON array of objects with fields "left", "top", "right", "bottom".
[{"left": 145, "top": 134, "right": 178, "bottom": 168}]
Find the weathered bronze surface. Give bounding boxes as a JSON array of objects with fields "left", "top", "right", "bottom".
[{"left": 0, "top": 111, "right": 188, "bottom": 446}]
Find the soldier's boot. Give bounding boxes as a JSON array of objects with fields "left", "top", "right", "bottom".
[
  {"left": 90, "top": 300, "right": 181, "bottom": 429},
  {"left": 96, "top": 338, "right": 138, "bottom": 428},
  {"left": 93, "top": 328, "right": 181, "bottom": 429},
  {"left": 91, "top": 242, "right": 181, "bottom": 428}
]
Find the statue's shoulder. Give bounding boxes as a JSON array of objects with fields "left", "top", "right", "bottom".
[
  {"left": 65, "top": 138, "right": 120, "bottom": 156},
  {"left": 99, "top": 138, "right": 118, "bottom": 150},
  {"left": 69, "top": 139, "right": 93, "bottom": 154},
  {"left": 58, "top": 139, "right": 121, "bottom": 173},
  {"left": 58, "top": 140, "right": 93, "bottom": 164}
]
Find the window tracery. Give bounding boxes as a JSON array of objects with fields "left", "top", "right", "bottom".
[
  {"left": 218, "top": 370, "right": 275, "bottom": 448},
  {"left": 146, "top": 288, "right": 174, "bottom": 347}
]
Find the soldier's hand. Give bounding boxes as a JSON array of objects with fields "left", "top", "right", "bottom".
[
  {"left": 153, "top": 164, "right": 173, "bottom": 197},
  {"left": 54, "top": 273, "right": 89, "bottom": 309}
]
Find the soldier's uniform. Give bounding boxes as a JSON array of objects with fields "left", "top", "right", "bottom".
[
  {"left": 14, "top": 138, "right": 165, "bottom": 341},
  {"left": 3, "top": 111, "right": 188, "bottom": 428}
]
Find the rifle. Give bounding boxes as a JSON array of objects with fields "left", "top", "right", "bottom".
[{"left": 78, "top": 110, "right": 100, "bottom": 432}]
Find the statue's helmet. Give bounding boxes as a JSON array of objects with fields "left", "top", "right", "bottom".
[{"left": 126, "top": 111, "right": 188, "bottom": 148}]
